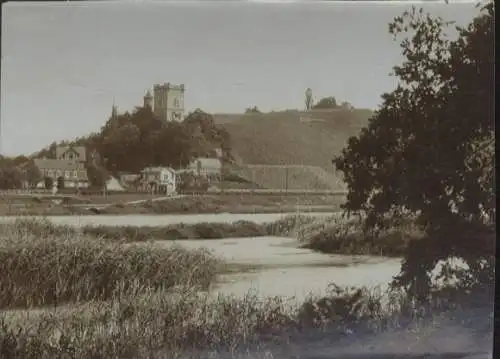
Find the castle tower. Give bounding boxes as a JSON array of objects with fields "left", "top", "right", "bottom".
[
  {"left": 153, "top": 82, "right": 185, "bottom": 122},
  {"left": 143, "top": 90, "right": 153, "bottom": 108}
]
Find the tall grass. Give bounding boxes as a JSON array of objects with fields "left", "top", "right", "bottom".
[
  {"left": 0, "top": 219, "right": 221, "bottom": 309},
  {"left": 0, "top": 218, "right": 492, "bottom": 358},
  {"left": 4, "top": 213, "right": 423, "bottom": 258},
  {"left": 0, "top": 285, "right": 417, "bottom": 359},
  {"left": 1, "top": 282, "right": 488, "bottom": 359}
]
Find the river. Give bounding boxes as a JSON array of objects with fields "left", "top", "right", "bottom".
[
  {"left": 1, "top": 213, "right": 492, "bottom": 358},
  {"left": 150, "top": 236, "right": 401, "bottom": 301}
]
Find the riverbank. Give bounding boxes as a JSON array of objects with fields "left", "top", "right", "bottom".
[
  {"left": 5, "top": 213, "right": 422, "bottom": 258},
  {"left": 0, "top": 193, "right": 344, "bottom": 216},
  {"left": 0, "top": 219, "right": 492, "bottom": 358}
]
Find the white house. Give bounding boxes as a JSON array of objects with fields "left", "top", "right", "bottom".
[{"left": 140, "top": 166, "right": 177, "bottom": 195}]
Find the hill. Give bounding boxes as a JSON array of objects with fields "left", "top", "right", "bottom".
[
  {"left": 214, "top": 108, "right": 372, "bottom": 172},
  {"left": 239, "top": 164, "right": 347, "bottom": 192}
]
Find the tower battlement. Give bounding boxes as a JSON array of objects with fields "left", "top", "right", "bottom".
[{"left": 151, "top": 82, "right": 185, "bottom": 122}]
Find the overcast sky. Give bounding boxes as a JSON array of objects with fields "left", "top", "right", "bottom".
[{"left": 1, "top": 1, "right": 479, "bottom": 156}]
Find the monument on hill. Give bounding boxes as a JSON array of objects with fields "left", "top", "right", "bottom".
[{"left": 305, "top": 88, "right": 313, "bottom": 111}]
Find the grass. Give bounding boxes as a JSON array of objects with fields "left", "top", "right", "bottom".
[
  {"left": 0, "top": 193, "right": 344, "bottom": 216},
  {"left": 4, "top": 213, "right": 422, "bottom": 258},
  {"left": 1, "top": 282, "right": 490, "bottom": 359},
  {"left": 0, "top": 285, "right": 432, "bottom": 358},
  {"left": 0, "top": 219, "right": 221, "bottom": 309},
  {"left": 215, "top": 109, "right": 372, "bottom": 169},
  {"left": 0, "top": 218, "right": 492, "bottom": 358}
]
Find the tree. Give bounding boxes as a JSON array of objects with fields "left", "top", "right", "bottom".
[
  {"left": 86, "top": 163, "right": 108, "bottom": 189},
  {"left": 333, "top": 3, "right": 494, "bottom": 300},
  {"left": 184, "top": 109, "right": 232, "bottom": 161},
  {"left": 44, "top": 177, "right": 54, "bottom": 190},
  {"left": 0, "top": 156, "right": 21, "bottom": 189},
  {"left": 23, "top": 160, "right": 43, "bottom": 188},
  {"left": 312, "top": 96, "right": 337, "bottom": 109},
  {"left": 340, "top": 101, "right": 354, "bottom": 110},
  {"left": 245, "top": 106, "right": 261, "bottom": 113}
]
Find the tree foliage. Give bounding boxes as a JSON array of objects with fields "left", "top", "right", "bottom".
[
  {"left": 23, "top": 160, "right": 43, "bottom": 188},
  {"left": 312, "top": 96, "right": 338, "bottom": 109},
  {"left": 32, "top": 107, "right": 232, "bottom": 180},
  {"left": 334, "top": 3, "right": 494, "bottom": 299},
  {"left": 0, "top": 156, "right": 22, "bottom": 189},
  {"left": 245, "top": 106, "right": 261, "bottom": 114}
]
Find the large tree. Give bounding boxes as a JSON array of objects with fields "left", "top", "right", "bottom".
[{"left": 334, "top": 3, "right": 494, "bottom": 299}]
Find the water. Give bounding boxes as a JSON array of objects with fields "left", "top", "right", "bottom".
[
  {"left": 1, "top": 213, "right": 492, "bottom": 358},
  {"left": 0, "top": 212, "right": 337, "bottom": 227},
  {"left": 152, "top": 236, "right": 401, "bottom": 301}
]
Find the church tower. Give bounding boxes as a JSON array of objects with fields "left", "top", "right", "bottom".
[{"left": 143, "top": 90, "right": 153, "bottom": 109}]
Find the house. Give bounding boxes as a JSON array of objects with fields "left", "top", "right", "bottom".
[
  {"left": 180, "top": 157, "right": 222, "bottom": 181},
  {"left": 33, "top": 158, "right": 89, "bottom": 189},
  {"left": 139, "top": 166, "right": 177, "bottom": 195},
  {"left": 56, "top": 145, "right": 87, "bottom": 162}
]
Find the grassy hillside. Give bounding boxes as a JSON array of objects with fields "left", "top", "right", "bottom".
[
  {"left": 214, "top": 108, "right": 372, "bottom": 171},
  {"left": 239, "top": 164, "right": 347, "bottom": 191}
]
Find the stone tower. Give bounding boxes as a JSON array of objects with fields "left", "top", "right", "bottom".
[
  {"left": 153, "top": 82, "right": 185, "bottom": 122},
  {"left": 143, "top": 90, "right": 153, "bottom": 109}
]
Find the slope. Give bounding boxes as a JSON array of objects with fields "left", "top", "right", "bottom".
[{"left": 214, "top": 109, "right": 372, "bottom": 171}]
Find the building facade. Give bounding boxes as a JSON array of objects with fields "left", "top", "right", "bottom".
[
  {"left": 140, "top": 166, "right": 177, "bottom": 194},
  {"left": 180, "top": 157, "right": 223, "bottom": 182},
  {"left": 34, "top": 159, "right": 89, "bottom": 189},
  {"left": 152, "top": 83, "right": 185, "bottom": 122},
  {"left": 33, "top": 145, "right": 91, "bottom": 189}
]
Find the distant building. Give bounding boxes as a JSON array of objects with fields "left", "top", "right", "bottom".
[
  {"left": 56, "top": 145, "right": 87, "bottom": 162},
  {"left": 33, "top": 145, "right": 93, "bottom": 189},
  {"left": 140, "top": 166, "right": 177, "bottom": 194},
  {"left": 178, "top": 157, "right": 222, "bottom": 182},
  {"left": 152, "top": 83, "right": 185, "bottom": 122},
  {"left": 33, "top": 158, "right": 89, "bottom": 189}
]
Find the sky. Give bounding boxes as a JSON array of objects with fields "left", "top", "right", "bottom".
[{"left": 1, "top": 0, "right": 480, "bottom": 156}]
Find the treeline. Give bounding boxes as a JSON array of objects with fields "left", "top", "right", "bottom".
[{"left": 1, "top": 108, "right": 232, "bottom": 188}]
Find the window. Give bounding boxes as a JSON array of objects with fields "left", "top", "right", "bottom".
[
  {"left": 56, "top": 170, "right": 62, "bottom": 178},
  {"left": 73, "top": 170, "right": 78, "bottom": 179},
  {"left": 174, "top": 97, "right": 180, "bottom": 107},
  {"left": 68, "top": 154, "right": 74, "bottom": 160},
  {"left": 47, "top": 170, "right": 54, "bottom": 178},
  {"left": 64, "top": 170, "right": 70, "bottom": 179}
]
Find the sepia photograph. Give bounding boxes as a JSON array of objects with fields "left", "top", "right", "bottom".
[{"left": 0, "top": 0, "right": 494, "bottom": 358}]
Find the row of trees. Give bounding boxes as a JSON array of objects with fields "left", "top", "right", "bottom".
[{"left": 334, "top": 3, "right": 494, "bottom": 299}]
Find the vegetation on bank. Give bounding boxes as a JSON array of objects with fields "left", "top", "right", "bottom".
[
  {"left": 2, "top": 213, "right": 422, "bottom": 259},
  {"left": 0, "top": 220, "right": 221, "bottom": 309},
  {"left": 0, "top": 276, "right": 491, "bottom": 358},
  {"left": 0, "top": 193, "right": 344, "bottom": 216}
]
